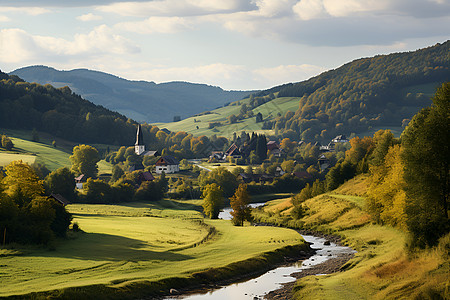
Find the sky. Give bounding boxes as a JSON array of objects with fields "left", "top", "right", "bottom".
[{"left": 0, "top": 0, "right": 449, "bottom": 91}]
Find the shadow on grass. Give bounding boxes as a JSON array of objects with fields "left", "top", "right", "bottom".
[{"left": 43, "top": 232, "right": 193, "bottom": 262}]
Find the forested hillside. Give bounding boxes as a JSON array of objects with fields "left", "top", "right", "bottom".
[
  {"left": 11, "top": 66, "right": 252, "bottom": 122},
  {"left": 0, "top": 71, "right": 136, "bottom": 145},
  {"left": 267, "top": 41, "right": 449, "bottom": 141}
]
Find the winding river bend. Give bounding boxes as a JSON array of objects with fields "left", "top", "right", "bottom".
[{"left": 165, "top": 204, "right": 355, "bottom": 300}]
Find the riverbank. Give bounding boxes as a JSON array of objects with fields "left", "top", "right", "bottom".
[
  {"left": 252, "top": 176, "right": 450, "bottom": 299},
  {"left": 265, "top": 252, "right": 354, "bottom": 299}
]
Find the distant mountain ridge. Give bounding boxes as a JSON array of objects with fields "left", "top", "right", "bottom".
[{"left": 10, "top": 66, "right": 253, "bottom": 122}]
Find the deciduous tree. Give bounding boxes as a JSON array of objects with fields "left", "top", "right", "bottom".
[
  {"left": 69, "top": 144, "right": 100, "bottom": 178},
  {"left": 202, "top": 183, "right": 223, "bottom": 219},
  {"left": 230, "top": 184, "right": 252, "bottom": 226}
]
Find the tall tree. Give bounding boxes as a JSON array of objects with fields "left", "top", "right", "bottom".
[
  {"left": 44, "top": 167, "right": 76, "bottom": 201},
  {"left": 69, "top": 144, "right": 100, "bottom": 178},
  {"left": 230, "top": 184, "right": 252, "bottom": 226},
  {"left": 401, "top": 82, "right": 449, "bottom": 248},
  {"left": 202, "top": 183, "right": 223, "bottom": 219},
  {"left": 256, "top": 134, "right": 267, "bottom": 162},
  {"left": 2, "top": 160, "right": 44, "bottom": 199}
]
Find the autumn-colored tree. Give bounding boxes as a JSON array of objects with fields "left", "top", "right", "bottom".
[
  {"left": 367, "top": 144, "right": 407, "bottom": 229},
  {"left": 202, "top": 183, "right": 223, "bottom": 219},
  {"left": 2, "top": 160, "right": 44, "bottom": 199},
  {"left": 230, "top": 184, "right": 252, "bottom": 226},
  {"left": 70, "top": 144, "right": 100, "bottom": 178},
  {"left": 280, "top": 138, "right": 296, "bottom": 154}
]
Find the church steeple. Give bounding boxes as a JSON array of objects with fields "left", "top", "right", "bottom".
[{"left": 135, "top": 124, "right": 145, "bottom": 155}]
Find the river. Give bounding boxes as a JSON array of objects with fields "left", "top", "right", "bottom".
[{"left": 165, "top": 204, "right": 355, "bottom": 300}]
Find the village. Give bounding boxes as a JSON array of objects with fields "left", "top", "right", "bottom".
[{"left": 70, "top": 123, "right": 350, "bottom": 206}]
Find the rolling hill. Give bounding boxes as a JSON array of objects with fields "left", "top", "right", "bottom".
[
  {"left": 156, "top": 41, "right": 449, "bottom": 141},
  {"left": 10, "top": 66, "right": 253, "bottom": 123}
]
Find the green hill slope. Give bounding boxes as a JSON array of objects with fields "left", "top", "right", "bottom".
[{"left": 157, "top": 41, "right": 449, "bottom": 141}]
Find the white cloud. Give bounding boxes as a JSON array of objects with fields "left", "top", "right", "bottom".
[
  {"left": 292, "top": 0, "right": 327, "bottom": 20},
  {"left": 0, "top": 7, "right": 50, "bottom": 16},
  {"left": 0, "top": 28, "right": 38, "bottom": 63},
  {"left": 0, "top": 26, "right": 140, "bottom": 64},
  {"left": 96, "top": 0, "right": 252, "bottom": 17},
  {"left": 0, "top": 15, "right": 11, "bottom": 22},
  {"left": 117, "top": 16, "right": 192, "bottom": 34},
  {"left": 77, "top": 13, "right": 103, "bottom": 21}
]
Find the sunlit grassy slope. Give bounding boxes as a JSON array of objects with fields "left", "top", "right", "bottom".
[
  {"left": 154, "top": 96, "right": 300, "bottom": 138},
  {"left": 0, "top": 128, "right": 113, "bottom": 174},
  {"left": 253, "top": 175, "right": 449, "bottom": 299},
  {"left": 0, "top": 201, "right": 306, "bottom": 298}
]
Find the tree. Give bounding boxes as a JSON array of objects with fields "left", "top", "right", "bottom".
[
  {"left": 1, "top": 135, "right": 14, "bottom": 151},
  {"left": 2, "top": 160, "right": 44, "bottom": 200},
  {"left": 69, "top": 144, "right": 100, "bottom": 178},
  {"left": 255, "top": 112, "right": 263, "bottom": 123},
  {"left": 367, "top": 145, "right": 407, "bottom": 228},
  {"left": 256, "top": 134, "right": 267, "bottom": 162},
  {"left": 202, "top": 183, "right": 223, "bottom": 219},
  {"left": 198, "top": 167, "right": 238, "bottom": 197},
  {"left": 229, "top": 183, "right": 252, "bottom": 226},
  {"left": 44, "top": 167, "right": 76, "bottom": 201},
  {"left": 401, "top": 82, "right": 450, "bottom": 248}
]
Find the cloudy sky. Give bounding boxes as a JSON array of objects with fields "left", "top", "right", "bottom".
[{"left": 0, "top": 0, "right": 449, "bottom": 90}]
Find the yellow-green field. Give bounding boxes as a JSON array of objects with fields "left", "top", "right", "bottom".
[
  {"left": 0, "top": 201, "right": 307, "bottom": 298},
  {"left": 0, "top": 130, "right": 113, "bottom": 174},
  {"left": 154, "top": 97, "right": 300, "bottom": 138},
  {"left": 253, "top": 175, "right": 449, "bottom": 299}
]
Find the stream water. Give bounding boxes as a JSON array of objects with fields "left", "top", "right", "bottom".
[{"left": 165, "top": 205, "right": 355, "bottom": 300}]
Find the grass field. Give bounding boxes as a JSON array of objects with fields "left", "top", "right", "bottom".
[
  {"left": 0, "top": 129, "right": 113, "bottom": 174},
  {"left": 252, "top": 175, "right": 449, "bottom": 299},
  {"left": 154, "top": 96, "right": 300, "bottom": 138},
  {"left": 0, "top": 201, "right": 307, "bottom": 298}
]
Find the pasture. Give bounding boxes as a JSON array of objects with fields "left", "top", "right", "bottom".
[
  {"left": 154, "top": 97, "right": 300, "bottom": 138},
  {"left": 0, "top": 129, "right": 113, "bottom": 174},
  {"left": 0, "top": 201, "right": 306, "bottom": 298}
]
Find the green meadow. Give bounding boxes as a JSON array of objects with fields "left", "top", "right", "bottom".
[
  {"left": 252, "top": 176, "right": 450, "bottom": 299},
  {"left": 154, "top": 96, "right": 300, "bottom": 138},
  {"left": 0, "top": 200, "right": 307, "bottom": 298},
  {"left": 0, "top": 129, "right": 113, "bottom": 174}
]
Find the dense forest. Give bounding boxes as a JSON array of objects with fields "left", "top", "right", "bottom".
[{"left": 255, "top": 41, "right": 450, "bottom": 141}]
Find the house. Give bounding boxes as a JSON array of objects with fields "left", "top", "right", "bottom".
[
  {"left": 275, "top": 166, "right": 285, "bottom": 177},
  {"left": 75, "top": 174, "right": 87, "bottom": 189},
  {"left": 332, "top": 135, "right": 348, "bottom": 143},
  {"left": 224, "top": 143, "right": 241, "bottom": 158},
  {"left": 134, "top": 124, "right": 160, "bottom": 157},
  {"left": 138, "top": 171, "right": 155, "bottom": 184},
  {"left": 267, "top": 141, "right": 282, "bottom": 157},
  {"left": 47, "top": 193, "right": 71, "bottom": 206},
  {"left": 155, "top": 156, "right": 180, "bottom": 174},
  {"left": 238, "top": 173, "right": 274, "bottom": 183},
  {"left": 209, "top": 151, "right": 225, "bottom": 162}
]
